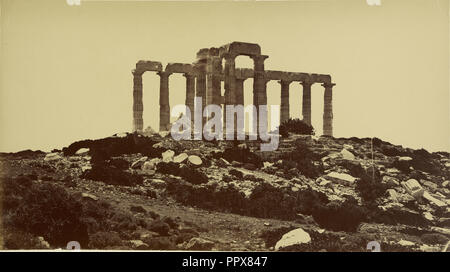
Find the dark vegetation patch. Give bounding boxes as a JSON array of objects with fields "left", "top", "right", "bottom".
[
  {"left": 278, "top": 118, "right": 315, "bottom": 138},
  {"left": 62, "top": 133, "right": 162, "bottom": 159},
  {"left": 280, "top": 141, "right": 324, "bottom": 178},
  {"left": 1, "top": 175, "right": 187, "bottom": 249},
  {"left": 215, "top": 145, "right": 263, "bottom": 168},
  {"left": 156, "top": 162, "right": 208, "bottom": 185},
  {"left": 166, "top": 178, "right": 368, "bottom": 232}
]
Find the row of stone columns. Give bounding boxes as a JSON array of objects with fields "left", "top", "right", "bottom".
[{"left": 132, "top": 67, "right": 334, "bottom": 137}]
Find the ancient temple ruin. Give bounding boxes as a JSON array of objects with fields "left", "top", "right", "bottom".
[{"left": 132, "top": 42, "right": 335, "bottom": 137}]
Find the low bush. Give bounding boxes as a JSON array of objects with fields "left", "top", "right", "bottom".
[
  {"left": 278, "top": 118, "right": 314, "bottom": 137},
  {"left": 2, "top": 178, "right": 89, "bottom": 247}
]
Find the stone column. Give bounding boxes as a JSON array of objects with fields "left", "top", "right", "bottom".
[
  {"left": 184, "top": 73, "right": 195, "bottom": 122},
  {"left": 158, "top": 71, "right": 171, "bottom": 131},
  {"left": 279, "top": 80, "right": 291, "bottom": 124},
  {"left": 301, "top": 81, "right": 313, "bottom": 125},
  {"left": 251, "top": 55, "right": 268, "bottom": 137},
  {"left": 195, "top": 70, "right": 207, "bottom": 129},
  {"left": 132, "top": 70, "right": 143, "bottom": 132},
  {"left": 322, "top": 82, "right": 335, "bottom": 136},
  {"left": 223, "top": 54, "right": 236, "bottom": 137},
  {"left": 235, "top": 78, "right": 245, "bottom": 106}
]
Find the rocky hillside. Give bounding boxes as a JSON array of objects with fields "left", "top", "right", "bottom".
[{"left": 1, "top": 132, "right": 449, "bottom": 251}]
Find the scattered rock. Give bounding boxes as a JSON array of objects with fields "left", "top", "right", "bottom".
[
  {"left": 131, "top": 156, "right": 148, "bottom": 169},
  {"left": 188, "top": 155, "right": 202, "bottom": 166},
  {"left": 81, "top": 193, "right": 98, "bottom": 201},
  {"left": 442, "top": 180, "right": 449, "bottom": 188},
  {"left": 341, "top": 149, "right": 355, "bottom": 160},
  {"left": 173, "top": 153, "right": 188, "bottom": 163},
  {"left": 423, "top": 212, "right": 434, "bottom": 221},
  {"left": 324, "top": 172, "right": 357, "bottom": 185},
  {"left": 422, "top": 191, "right": 447, "bottom": 207},
  {"left": 37, "top": 236, "right": 50, "bottom": 249},
  {"left": 398, "top": 156, "right": 413, "bottom": 162},
  {"left": 398, "top": 239, "right": 415, "bottom": 247},
  {"left": 387, "top": 189, "right": 398, "bottom": 202},
  {"left": 162, "top": 150, "right": 175, "bottom": 162},
  {"left": 142, "top": 158, "right": 160, "bottom": 172},
  {"left": 75, "top": 148, "right": 90, "bottom": 156},
  {"left": 184, "top": 237, "right": 214, "bottom": 250},
  {"left": 401, "top": 179, "right": 424, "bottom": 198},
  {"left": 274, "top": 228, "right": 311, "bottom": 251},
  {"left": 129, "top": 240, "right": 149, "bottom": 250},
  {"left": 44, "top": 153, "right": 62, "bottom": 162}
]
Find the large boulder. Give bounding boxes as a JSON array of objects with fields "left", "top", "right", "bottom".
[
  {"left": 274, "top": 228, "right": 311, "bottom": 251},
  {"left": 323, "top": 172, "right": 357, "bottom": 185},
  {"left": 341, "top": 149, "right": 355, "bottom": 160},
  {"left": 401, "top": 179, "right": 424, "bottom": 198}
]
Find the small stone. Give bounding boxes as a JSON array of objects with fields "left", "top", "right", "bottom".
[
  {"left": 75, "top": 148, "right": 90, "bottom": 156},
  {"left": 423, "top": 191, "right": 447, "bottom": 207},
  {"left": 129, "top": 240, "right": 149, "bottom": 250},
  {"left": 188, "top": 155, "right": 202, "bottom": 166},
  {"left": 398, "top": 156, "right": 413, "bottom": 161},
  {"left": 44, "top": 153, "right": 62, "bottom": 162},
  {"left": 275, "top": 228, "right": 311, "bottom": 251},
  {"left": 131, "top": 156, "right": 148, "bottom": 169},
  {"left": 424, "top": 212, "right": 434, "bottom": 221},
  {"left": 81, "top": 193, "right": 98, "bottom": 201},
  {"left": 220, "top": 158, "right": 231, "bottom": 166},
  {"left": 173, "top": 153, "right": 188, "bottom": 163},
  {"left": 387, "top": 189, "right": 398, "bottom": 202},
  {"left": 37, "top": 236, "right": 50, "bottom": 249},
  {"left": 184, "top": 237, "right": 214, "bottom": 250},
  {"left": 324, "top": 172, "right": 357, "bottom": 185},
  {"left": 162, "top": 150, "right": 175, "bottom": 162},
  {"left": 142, "top": 158, "right": 160, "bottom": 172},
  {"left": 398, "top": 240, "right": 415, "bottom": 247},
  {"left": 263, "top": 222, "right": 271, "bottom": 226},
  {"left": 442, "top": 180, "right": 449, "bottom": 188}
]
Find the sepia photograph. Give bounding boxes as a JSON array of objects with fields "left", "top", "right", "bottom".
[{"left": 0, "top": 0, "right": 449, "bottom": 258}]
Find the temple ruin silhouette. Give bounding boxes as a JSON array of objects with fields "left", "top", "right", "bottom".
[{"left": 132, "top": 42, "right": 335, "bottom": 137}]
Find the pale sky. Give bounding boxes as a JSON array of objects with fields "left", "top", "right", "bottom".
[{"left": 0, "top": 0, "right": 449, "bottom": 152}]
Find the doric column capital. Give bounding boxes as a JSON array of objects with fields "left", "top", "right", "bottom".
[
  {"left": 300, "top": 81, "right": 314, "bottom": 87},
  {"left": 183, "top": 73, "right": 195, "bottom": 79},
  {"left": 278, "top": 80, "right": 292, "bottom": 86},
  {"left": 222, "top": 53, "right": 237, "bottom": 63},
  {"left": 132, "top": 69, "right": 143, "bottom": 77},
  {"left": 157, "top": 71, "right": 172, "bottom": 78},
  {"left": 322, "top": 82, "right": 336, "bottom": 88},
  {"left": 250, "top": 54, "right": 269, "bottom": 63}
]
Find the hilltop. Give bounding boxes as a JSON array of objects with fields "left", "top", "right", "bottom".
[{"left": 1, "top": 131, "right": 449, "bottom": 251}]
